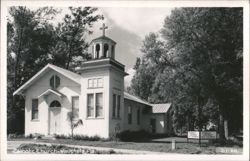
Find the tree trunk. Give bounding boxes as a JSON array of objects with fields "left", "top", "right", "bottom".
[
  {"left": 219, "top": 113, "right": 225, "bottom": 141},
  {"left": 224, "top": 119, "right": 229, "bottom": 140}
]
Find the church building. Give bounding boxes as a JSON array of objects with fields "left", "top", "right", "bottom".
[{"left": 13, "top": 24, "right": 173, "bottom": 138}]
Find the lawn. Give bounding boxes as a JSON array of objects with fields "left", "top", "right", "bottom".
[
  {"left": 8, "top": 138, "right": 242, "bottom": 154},
  {"left": 8, "top": 137, "right": 243, "bottom": 154}
]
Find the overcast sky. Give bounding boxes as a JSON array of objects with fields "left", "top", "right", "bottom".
[
  {"left": 15, "top": 7, "right": 172, "bottom": 87},
  {"left": 87, "top": 7, "right": 173, "bottom": 86}
]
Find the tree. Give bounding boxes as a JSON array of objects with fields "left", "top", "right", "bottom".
[
  {"left": 50, "top": 7, "right": 103, "bottom": 70},
  {"left": 7, "top": 7, "right": 59, "bottom": 133},
  {"left": 161, "top": 8, "right": 243, "bottom": 140},
  {"left": 7, "top": 7, "right": 103, "bottom": 134},
  {"left": 67, "top": 111, "right": 83, "bottom": 138},
  {"left": 129, "top": 8, "right": 242, "bottom": 141}
]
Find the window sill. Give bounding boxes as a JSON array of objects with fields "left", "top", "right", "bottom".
[
  {"left": 31, "top": 119, "right": 39, "bottom": 122},
  {"left": 87, "top": 87, "right": 103, "bottom": 89},
  {"left": 86, "top": 117, "right": 104, "bottom": 120}
]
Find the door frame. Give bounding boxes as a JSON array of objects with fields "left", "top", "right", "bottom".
[{"left": 48, "top": 100, "right": 62, "bottom": 135}]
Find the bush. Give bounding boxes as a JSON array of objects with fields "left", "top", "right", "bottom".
[
  {"left": 55, "top": 134, "right": 71, "bottom": 139},
  {"left": 8, "top": 133, "right": 25, "bottom": 139},
  {"left": 117, "top": 130, "right": 151, "bottom": 141},
  {"left": 55, "top": 134, "right": 109, "bottom": 141}
]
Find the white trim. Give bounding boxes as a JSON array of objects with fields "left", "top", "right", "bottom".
[
  {"left": 13, "top": 64, "right": 81, "bottom": 96},
  {"left": 38, "top": 89, "right": 63, "bottom": 98}
]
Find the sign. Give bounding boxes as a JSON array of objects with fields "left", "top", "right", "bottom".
[
  {"left": 201, "top": 131, "right": 217, "bottom": 139},
  {"left": 187, "top": 131, "right": 200, "bottom": 139},
  {"left": 188, "top": 131, "right": 217, "bottom": 139}
]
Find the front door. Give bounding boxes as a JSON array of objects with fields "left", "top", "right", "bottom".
[
  {"left": 49, "top": 100, "right": 61, "bottom": 135},
  {"left": 150, "top": 118, "right": 156, "bottom": 133}
]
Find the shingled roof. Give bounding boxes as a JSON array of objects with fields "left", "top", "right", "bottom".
[
  {"left": 124, "top": 92, "right": 151, "bottom": 106},
  {"left": 152, "top": 103, "right": 172, "bottom": 113}
]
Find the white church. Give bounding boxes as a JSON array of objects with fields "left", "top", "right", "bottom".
[{"left": 13, "top": 24, "right": 173, "bottom": 138}]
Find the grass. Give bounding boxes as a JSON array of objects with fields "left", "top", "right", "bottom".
[{"left": 9, "top": 137, "right": 243, "bottom": 154}]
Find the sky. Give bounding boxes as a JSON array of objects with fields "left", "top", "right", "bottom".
[
  {"left": 87, "top": 7, "right": 173, "bottom": 87},
  {"left": 12, "top": 7, "right": 173, "bottom": 87}
]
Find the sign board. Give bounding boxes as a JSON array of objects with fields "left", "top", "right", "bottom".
[
  {"left": 187, "top": 131, "right": 200, "bottom": 139},
  {"left": 188, "top": 131, "right": 217, "bottom": 139},
  {"left": 201, "top": 131, "right": 217, "bottom": 139}
]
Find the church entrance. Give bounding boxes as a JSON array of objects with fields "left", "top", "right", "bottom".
[{"left": 49, "top": 100, "right": 61, "bottom": 135}]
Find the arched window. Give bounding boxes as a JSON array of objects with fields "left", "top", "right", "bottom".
[
  {"left": 50, "top": 75, "right": 60, "bottom": 89},
  {"left": 50, "top": 100, "right": 61, "bottom": 107},
  {"left": 95, "top": 44, "right": 100, "bottom": 58},
  {"left": 104, "top": 44, "right": 109, "bottom": 57}
]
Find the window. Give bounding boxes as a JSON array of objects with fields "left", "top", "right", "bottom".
[
  {"left": 112, "top": 94, "right": 116, "bottom": 118},
  {"left": 87, "top": 93, "right": 103, "bottom": 118},
  {"left": 117, "top": 95, "right": 121, "bottom": 118},
  {"left": 88, "top": 78, "right": 103, "bottom": 88},
  {"left": 32, "top": 99, "right": 39, "bottom": 120},
  {"left": 50, "top": 75, "right": 60, "bottom": 89},
  {"left": 96, "top": 93, "right": 103, "bottom": 117},
  {"left": 97, "top": 78, "right": 103, "bottom": 87},
  {"left": 88, "top": 79, "right": 93, "bottom": 88},
  {"left": 87, "top": 94, "right": 94, "bottom": 117},
  {"left": 50, "top": 100, "right": 61, "bottom": 107},
  {"left": 137, "top": 108, "right": 140, "bottom": 125},
  {"left": 72, "top": 96, "right": 79, "bottom": 119},
  {"left": 128, "top": 106, "right": 132, "bottom": 124},
  {"left": 112, "top": 94, "right": 121, "bottom": 119}
]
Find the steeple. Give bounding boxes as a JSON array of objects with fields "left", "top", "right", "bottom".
[{"left": 90, "top": 23, "right": 116, "bottom": 60}]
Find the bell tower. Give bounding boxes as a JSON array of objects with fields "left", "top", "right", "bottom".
[
  {"left": 90, "top": 23, "right": 116, "bottom": 59},
  {"left": 76, "top": 23, "right": 128, "bottom": 138}
]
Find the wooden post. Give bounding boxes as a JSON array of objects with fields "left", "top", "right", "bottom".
[{"left": 172, "top": 139, "right": 176, "bottom": 150}]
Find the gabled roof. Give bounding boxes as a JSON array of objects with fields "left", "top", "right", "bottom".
[
  {"left": 152, "top": 103, "right": 172, "bottom": 113},
  {"left": 124, "top": 92, "right": 151, "bottom": 106},
  {"left": 38, "top": 89, "right": 65, "bottom": 98},
  {"left": 13, "top": 64, "right": 82, "bottom": 95}
]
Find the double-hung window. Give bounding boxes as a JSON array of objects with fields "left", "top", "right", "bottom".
[
  {"left": 72, "top": 96, "right": 79, "bottom": 119},
  {"left": 112, "top": 94, "right": 121, "bottom": 119},
  {"left": 32, "top": 99, "right": 39, "bottom": 120},
  {"left": 87, "top": 94, "right": 94, "bottom": 117},
  {"left": 112, "top": 94, "right": 116, "bottom": 118},
  {"left": 96, "top": 93, "right": 103, "bottom": 117},
  {"left": 128, "top": 106, "right": 132, "bottom": 124},
  {"left": 87, "top": 93, "right": 103, "bottom": 118},
  {"left": 137, "top": 108, "right": 140, "bottom": 125}
]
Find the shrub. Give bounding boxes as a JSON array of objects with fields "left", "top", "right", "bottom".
[
  {"left": 55, "top": 134, "right": 109, "bottom": 141},
  {"left": 55, "top": 134, "right": 71, "bottom": 139},
  {"left": 8, "top": 133, "right": 25, "bottom": 139},
  {"left": 117, "top": 130, "right": 151, "bottom": 141}
]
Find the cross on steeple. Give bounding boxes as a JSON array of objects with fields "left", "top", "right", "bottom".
[{"left": 100, "top": 23, "right": 108, "bottom": 36}]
